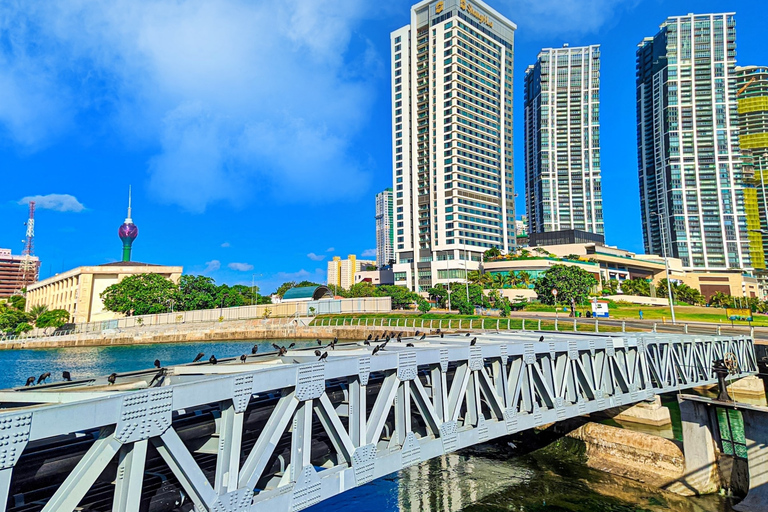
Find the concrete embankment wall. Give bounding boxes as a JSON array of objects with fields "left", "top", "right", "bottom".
[
  {"left": 0, "top": 320, "right": 420, "bottom": 350},
  {"left": 565, "top": 422, "right": 685, "bottom": 487}
]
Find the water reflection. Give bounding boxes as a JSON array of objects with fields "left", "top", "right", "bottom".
[{"left": 310, "top": 445, "right": 734, "bottom": 512}]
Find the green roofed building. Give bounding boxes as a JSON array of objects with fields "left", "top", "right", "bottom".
[{"left": 282, "top": 286, "right": 333, "bottom": 302}]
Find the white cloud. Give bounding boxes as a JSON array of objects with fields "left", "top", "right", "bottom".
[
  {"left": 361, "top": 248, "right": 376, "bottom": 258},
  {"left": 0, "top": 0, "right": 382, "bottom": 212},
  {"left": 307, "top": 252, "right": 326, "bottom": 261},
  {"left": 221, "top": 242, "right": 230, "bottom": 248},
  {"left": 228, "top": 262, "right": 254, "bottom": 272},
  {"left": 203, "top": 259, "right": 221, "bottom": 273},
  {"left": 506, "top": 0, "right": 640, "bottom": 37},
  {"left": 326, "top": 247, "right": 335, "bottom": 252},
  {"left": 18, "top": 194, "right": 85, "bottom": 212}
]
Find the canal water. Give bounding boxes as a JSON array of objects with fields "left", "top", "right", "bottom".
[{"left": 0, "top": 340, "right": 739, "bottom": 511}]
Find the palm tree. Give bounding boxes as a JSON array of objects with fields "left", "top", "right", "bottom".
[
  {"left": 491, "top": 273, "right": 507, "bottom": 289},
  {"left": 28, "top": 305, "right": 48, "bottom": 323},
  {"left": 517, "top": 271, "right": 532, "bottom": 288}
]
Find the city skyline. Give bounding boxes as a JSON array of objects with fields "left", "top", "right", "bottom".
[{"left": 0, "top": 0, "right": 766, "bottom": 294}]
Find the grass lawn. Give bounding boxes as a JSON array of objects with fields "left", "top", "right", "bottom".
[{"left": 524, "top": 303, "right": 767, "bottom": 327}]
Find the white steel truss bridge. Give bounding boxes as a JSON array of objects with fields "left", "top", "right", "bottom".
[{"left": 0, "top": 331, "right": 757, "bottom": 512}]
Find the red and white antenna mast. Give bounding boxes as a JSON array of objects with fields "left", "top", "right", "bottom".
[{"left": 23, "top": 201, "right": 35, "bottom": 256}]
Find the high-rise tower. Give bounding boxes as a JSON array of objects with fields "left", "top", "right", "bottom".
[
  {"left": 375, "top": 188, "right": 395, "bottom": 268},
  {"left": 391, "top": 0, "right": 516, "bottom": 292},
  {"left": 636, "top": 13, "right": 750, "bottom": 270},
  {"left": 118, "top": 187, "right": 138, "bottom": 262},
  {"left": 525, "top": 44, "right": 603, "bottom": 235},
  {"left": 736, "top": 65, "right": 768, "bottom": 270}
]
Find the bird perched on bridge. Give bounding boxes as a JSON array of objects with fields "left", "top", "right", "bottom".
[
  {"left": 37, "top": 372, "right": 51, "bottom": 385},
  {"left": 374, "top": 335, "right": 379, "bottom": 343},
  {"left": 465, "top": 332, "right": 471, "bottom": 336},
  {"left": 371, "top": 344, "right": 382, "bottom": 356},
  {"left": 24, "top": 376, "right": 35, "bottom": 387},
  {"left": 406, "top": 343, "right": 414, "bottom": 347},
  {"left": 440, "top": 332, "right": 444, "bottom": 338},
  {"left": 62, "top": 371, "right": 72, "bottom": 382},
  {"left": 539, "top": 336, "right": 544, "bottom": 342},
  {"left": 470, "top": 337, "right": 477, "bottom": 346},
  {"left": 149, "top": 369, "right": 166, "bottom": 387},
  {"left": 240, "top": 354, "right": 247, "bottom": 363},
  {"left": 397, "top": 333, "right": 402, "bottom": 342},
  {"left": 193, "top": 352, "right": 205, "bottom": 363},
  {"left": 108, "top": 373, "right": 117, "bottom": 385},
  {"left": 414, "top": 331, "right": 420, "bottom": 337},
  {"left": 315, "top": 349, "right": 322, "bottom": 357},
  {"left": 318, "top": 352, "right": 328, "bottom": 362},
  {"left": 436, "top": 328, "right": 442, "bottom": 334},
  {"left": 154, "top": 359, "right": 161, "bottom": 369},
  {"left": 316, "top": 338, "right": 323, "bottom": 346},
  {"left": 272, "top": 344, "right": 288, "bottom": 356},
  {"left": 419, "top": 333, "right": 426, "bottom": 340},
  {"left": 251, "top": 345, "right": 259, "bottom": 354},
  {"left": 209, "top": 355, "right": 218, "bottom": 365},
  {"left": 363, "top": 340, "right": 371, "bottom": 346},
  {"left": 288, "top": 343, "right": 296, "bottom": 349},
  {"left": 367, "top": 334, "right": 373, "bottom": 341},
  {"left": 327, "top": 339, "right": 336, "bottom": 350}
]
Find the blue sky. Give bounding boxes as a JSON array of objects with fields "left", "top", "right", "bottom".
[{"left": 0, "top": 0, "right": 759, "bottom": 294}]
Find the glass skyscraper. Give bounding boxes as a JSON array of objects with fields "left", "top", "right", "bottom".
[
  {"left": 636, "top": 13, "right": 751, "bottom": 270},
  {"left": 391, "top": 0, "right": 516, "bottom": 291},
  {"left": 524, "top": 44, "right": 604, "bottom": 235}
]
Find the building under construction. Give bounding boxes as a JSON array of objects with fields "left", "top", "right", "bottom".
[{"left": 0, "top": 248, "right": 39, "bottom": 299}]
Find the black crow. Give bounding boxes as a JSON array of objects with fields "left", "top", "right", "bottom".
[
  {"left": 240, "top": 354, "right": 247, "bottom": 363},
  {"left": 465, "top": 332, "right": 471, "bottom": 337},
  {"left": 374, "top": 335, "right": 379, "bottom": 343},
  {"left": 539, "top": 336, "right": 544, "bottom": 342},
  {"left": 288, "top": 343, "right": 296, "bottom": 349},
  {"left": 436, "top": 328, "right": 442, "bottom": 334},
  {"left": 37, "top": 372, "right": 51, "bottom": 385},
  {"left": 415, "top": 331, "right": 420, "bottom": 337},
  {"left": 364, "top": 340, "right": 371, "bottom": 346},
  {"left": 406, "top": 343, "right": 414, "bottom": 347},
  {"left": 371, "top": 344, "right": 382, "bottom": 356},
  {"left": 154, "top": 359, "right": 161, "bottom": 369},
  {"left": 367, "top": 334, "right": 373, "bottom": 341},
  {"left": 316, "top": 338, "right": 323, "bottom": 345},
  {"left": 149, "top": 369, "right": 165, "bottom": 387},
  {"left": 319, "top": 352, "right": 328, "bottom": 362},
  {"left": 209, "top": 355, "right": 218, "bottom": 365},
  {"left": 108, "top": 373, "right": 117, "bottom": 385},
  {"left": 315, "top": 349, "right": 322, "bottom": 356},
  {"left": 193, "top": 352, "right": 205, "bottom": 363},
  {"left": 62, "top": 371, "right": 72, "bottom": 382},
  {"left": 440, "top": 332, "right": 444, "bottom": 338},
  {"left": 470, "top": 337, "right": 477, "bottom": 346},
  {"left": 419, "top": 334, "right": 426, "bottom": 340},
  {"left": 252, "top": 345, "right": 259, "bottom": 354},
  {"left": 25, "top": 376, "right": 35, "bottom": 386}
]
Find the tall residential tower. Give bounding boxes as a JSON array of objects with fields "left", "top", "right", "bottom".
[
  {"left": 736, "top": 65, "right": 768, "bottom": 270},
  {"left": 524, "top": 44, "right": 604, "bottom": 235},
  {"left": 636, "top": 13, "right": 751, "bottom": 270},
  {"left": 391, "top": 0, "right": 516, "bottom": 292},
  {"left": 375, "top": 188, "right": 395, "bottom": 267}
]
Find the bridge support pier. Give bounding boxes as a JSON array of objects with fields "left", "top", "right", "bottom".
[
  {"left": 667, "top": 399, "right": 720, "bottom": 496},
  {"left": 734, "top": 409, "right": 768, "bottom": 511}
]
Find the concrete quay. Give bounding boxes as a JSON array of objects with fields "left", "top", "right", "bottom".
[{"left": 0, "top": 319, "right": 420, "bottom": 350}]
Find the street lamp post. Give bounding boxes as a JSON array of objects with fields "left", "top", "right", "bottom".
[{"left": 651, "top": 211, "right": 676, "bottom": 324}]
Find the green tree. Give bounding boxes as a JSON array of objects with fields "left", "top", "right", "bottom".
[
  {"left": 378, "top": 285, "right": 418, "bottom": 309},
  {"left": 675, "top": 284, "right": 704, "bottom": 306},
  {"left": 274, "top": 281, "right": 297, "bottom": 298},
  {"left": 534, "top": 265, "right": 597, "bottom": 317},
  {"left": 620, "top": 278, "right": 650, "bottom": 297},
  {"left": 35, "top": 309, "right": 70, "bottom": 333},
  {"left": 28, "top": 305, "right": 49, "bottom": 323},
  {"left": 101, "top": 273, "right": 179, "bottom": 316},
  {"left": 709, "top": 292, "right": 733, "bottom": 308},
  {"left": 602, "top": 279, "right": 620, "bottom": 295},
  {"left": 483, "top": 247, "right": 502, "bottom": 261},
  {"left": 346, "top": 281, "right": 382, "bottom": 298},
  {"left": 427, "top": 287, "right": 448, "bottom": 308},
  {"left": 498, "top": 296, "right": 512, "bottom": 317},
  {"left": 177, "top": 275, "right": 218, "bottom": 311},
  {"left": 0, "top": 305, "right": 31, "bottom": 335},
  {"left": 417, "top": 297, "right": 432, "bottom": 313},
  {"left": 490, "top": 273, "right": 508, "bottom": 289},
  {"left": 8, "top": 295, "right": 25, "bottom": 311},
  {"left": 227, "top": 284, "right": 257, "bottom": 305}
]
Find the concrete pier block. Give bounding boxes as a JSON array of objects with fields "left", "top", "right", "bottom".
[
  {"left": 734, "top": 409, "right": 768, "bottom": 512},
  {"left": 729, "top": 376, "right": 767, "bottom": 399},
  {"left": 613, "top": 396, "right": 672, "bottom": 427},
  {"left": 666, "top": 399, "right": 720, "bottom": 496}
]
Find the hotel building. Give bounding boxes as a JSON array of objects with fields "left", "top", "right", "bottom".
[
  {"left": 391, "top": 0, "right": 517, "bottom": 292},
  {"left": 524, "top": 44, "right": 604, "bottom": 236},
  {"left": 0, "top": 248, "right": 39, "bottom": 299},
  {"left": 636, "top": 13, "right": 751, "bottom": 271}
]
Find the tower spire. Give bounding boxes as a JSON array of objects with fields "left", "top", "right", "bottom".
[
  {"left": 118, "top": 185, "right": 138, "bottom": 262},
  {"left": 125, "top": 185, "right": 133, "bottom": 224}
]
